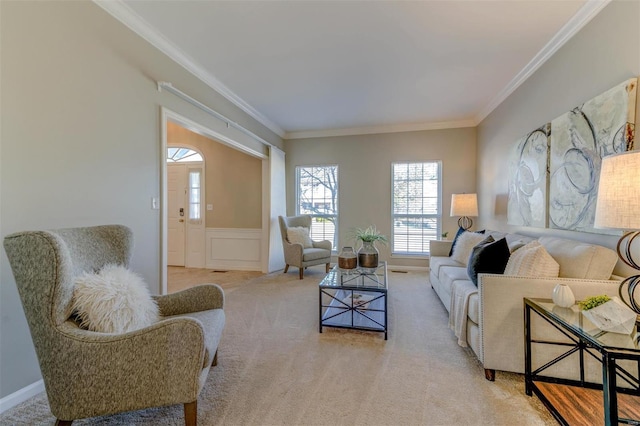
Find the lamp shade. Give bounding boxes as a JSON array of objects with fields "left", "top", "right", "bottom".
[
  {"left": 594, "top": 150, "right": 640, "bottom": 230},
  {"left": 450, "top": 193, "right": 478, "bottom": 217}
]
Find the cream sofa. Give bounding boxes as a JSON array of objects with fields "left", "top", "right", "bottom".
[{"left": 429, "top": 231, "right": 622, "bottom": 381}]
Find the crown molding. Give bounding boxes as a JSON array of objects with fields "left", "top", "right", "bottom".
[
  {"left": 475, "top": 0, "right": 611, "bottom": 124},
  {"left": 284, "top": 119, "right": 477, "bottom": 140},
  {"left": 93, "top": 0, "right": 286, "bottom": 138}
]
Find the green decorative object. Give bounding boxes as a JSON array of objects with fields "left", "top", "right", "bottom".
[
  {"left": 354, "top": 226, "right": 388, "bottom": 244},
  {"left": 353, "top": 226, "right": 387, "bottom": 272},
  {"left": 442, "top": 231, "right": 449, "bottom": 239},
  {"left": 578, "top": 295, "right": 612, "bottom": 310}
]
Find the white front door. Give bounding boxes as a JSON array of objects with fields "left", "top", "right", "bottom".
[{"left": 167, "top": 164, "right": 187, "bottom": 266}]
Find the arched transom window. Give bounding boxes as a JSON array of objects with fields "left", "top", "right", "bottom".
[{"left": 167, "top": 147, "right": 203, "bottom": 163}]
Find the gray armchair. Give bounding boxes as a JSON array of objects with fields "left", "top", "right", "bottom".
[
  {"left": 3, "top": 225, "right": 225, "bottom": 426},
  {"left": 278, "top": 215, "right": 332, "bottom": 279}
]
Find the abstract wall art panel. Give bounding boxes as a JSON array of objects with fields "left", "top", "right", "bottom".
[
  {"left": 507, "top": 124, "right": 550, "bottom": 227},
  {"left": 548, "top": 78, "right": 637, "bottom": 234}
]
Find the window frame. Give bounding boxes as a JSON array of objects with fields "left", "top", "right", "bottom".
[
  {"left": 295, "top": 164, "right": 339, "bottom": 250},
  {"left": 390, "top": 161, "right": 442, "bottom": 257}
]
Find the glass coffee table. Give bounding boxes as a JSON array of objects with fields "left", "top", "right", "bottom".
[{"left": 318, "top": 262, "right": 388, "bottom": 339}]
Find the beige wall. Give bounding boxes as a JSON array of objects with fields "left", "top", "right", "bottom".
[
  {"left": 476, "top": 0, "right": 640, "bottom": 276},
  {"left": 0, "top": 1, "right": 280, "bottom": 399},
  {"left": 167, "top": 122, "right": 262, "bottom": 228},
  {"left": 284, "top": 128, "right": 476, "bottom": 268}
]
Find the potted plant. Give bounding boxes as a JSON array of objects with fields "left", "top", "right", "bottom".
[{"left": 353, "top": 226, "right": 388, "bottom": 272}]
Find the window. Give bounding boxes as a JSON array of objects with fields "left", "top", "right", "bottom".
[
  {"left": 392, "top": 162, "right": 440, "bottom": 255},
  {"left": 188, "top": 169, "right": 202, "bottom": 222},
  {"left": 296, "top": 165, "right": 338, "bottom": 249},
  {"left": 167, "top": 147, "right": 203, "bottom": 163}
]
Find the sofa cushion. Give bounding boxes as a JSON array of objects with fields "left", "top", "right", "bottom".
[
  {"left": 440, "top": 266, "right": 472, "bottom": 290},
  {"left": 448, "top": 226, "right": 467, "bottom": 256},
  {"left": 504, "top": 240, "right": 559, "bottom": 277},
  {"left": 538, "top": 236, "right": 618, "bottom": 280},
  {"left": 467, "top": 237, "right": 510, "bottom": 285},
  {"left": 451, "top": 231, "right": 488, "bottom": 266},
  {"left": 430, "top": 255, "right": 464, "bottom": 278}
]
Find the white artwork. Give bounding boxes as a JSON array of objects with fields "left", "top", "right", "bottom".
[
  {"left": 507, "top": 124, "right": 550, "bottom": 228},
  {"left": 548, "top": 78, "right": 637, "bottom": 234}
]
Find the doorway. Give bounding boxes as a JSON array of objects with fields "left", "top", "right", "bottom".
[
  {"left": 160, "top": 108, "right": 278, "bottom": 295},
  {"left": 166, "top": 148, "right": 205, "bottom": 268}
]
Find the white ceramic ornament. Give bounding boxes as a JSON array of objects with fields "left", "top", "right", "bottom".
[{"left": 552, "top": 284, "right": 575, "bottom": 308}]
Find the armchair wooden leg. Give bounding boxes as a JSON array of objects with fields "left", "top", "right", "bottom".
[
  {"left": 299, "top": 268, "right": 304, "bottom": 279},
  {"left": 284, "top": 264, "right": 289, "bottom": 273},
  {"left": 55, "top": 420, "right": 73, "bottom": 426},
  {"left": 184, "top": 401, "right": 197, "bottom": 426},
  {"left": 326, "top": 263, "right": 330, "bottom": 273},
  {"left": 212, "top": 350, "right": 218, "bottom": 367}
]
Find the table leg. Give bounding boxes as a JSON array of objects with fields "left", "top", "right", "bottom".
[{"left": 603, "top": 353, "right": 618, "bottom": 426}]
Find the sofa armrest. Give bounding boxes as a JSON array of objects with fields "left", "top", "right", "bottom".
[
  {"left": 429, "top": 240, "right": 452, "bottom": 257},
  {"left": 312, "top": 239, "right": 332, "bottom": 251},
  {"left": 154, "top": 284, "right": 224, "bottom": 316},
  {"left": 478, "top": 274, "right": 620, "bottom": 374}
]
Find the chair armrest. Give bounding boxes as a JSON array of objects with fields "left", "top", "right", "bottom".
[
  {"left": 52, "top": 317, "right": 211, "bottom": 417},
  {"left": 312, "top": 240, "right": 332, "bottom": 251},
  {"left": 154, "top": 284, "right": 224, "bottom": 316},
  {"left": 478, "top": 274, "right": 621, "bottom": 373},
  {"left": 283, "top": 240, "right": 304, "bottom": 266},
  {"left": 429, "top": 240, "right": 452, "bottom": 257}
]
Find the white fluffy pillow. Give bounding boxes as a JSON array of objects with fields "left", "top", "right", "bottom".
[
  {"left": 72, "top": 264, "right": 159, "bottom": 333},
  {"left": 450, "top": 232, "right": 488, "bottom": 266},
  {"left": 287, "top": 226, "right": 313, "bottom": 248},
  {"left": 504, "top": 240, "right": 560, "bottom": 277}
]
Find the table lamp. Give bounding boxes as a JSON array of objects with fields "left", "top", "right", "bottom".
[
  {"left": 594, "top": 150, "right": 640, "bottom": 313},
  {"left": 451, "top": 193, "right": 478, "bottom": 231}
]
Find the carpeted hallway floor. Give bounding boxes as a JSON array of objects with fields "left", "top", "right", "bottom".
[{"left": 1, "top": 267, "right": 555, "bottom": 425}]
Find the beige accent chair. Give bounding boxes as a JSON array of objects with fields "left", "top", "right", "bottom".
[
  {"left": 3, "top": 225, "right": 225, "bottom": 426},
  {"left": 278, "top": 215, "right": 332, "bottom": 279}
]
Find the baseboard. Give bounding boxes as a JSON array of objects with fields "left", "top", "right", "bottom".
[
  {"left": 0, "top": 379, "right": 44, "bottom": 414},
  {"left": 386, "top": 265, "right": 429, "bottom": 272}
]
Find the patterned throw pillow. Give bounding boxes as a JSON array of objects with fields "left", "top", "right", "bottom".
[
  {"left": 450, "top": 231, "right": 489, "bottom": 266},
  {"left": 287, "top": 227, "right": 313, "bottom": 248},
  {"left": 72, "top": 264, "right": 159, "bottom": 333},
  {"left": 467, "top": 237, "right": 510, "bottom": 285},
  {"left": 503, "top": 240, "right": 560, "bottom": 277}
]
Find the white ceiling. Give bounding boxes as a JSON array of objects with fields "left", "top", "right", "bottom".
[{"left": 102, "top": 0, "right": 608, "bottom": 139}]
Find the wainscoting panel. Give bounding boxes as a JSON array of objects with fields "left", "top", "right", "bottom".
[{"left": 206, "top": 228, "right": 262, "bottom": 271}]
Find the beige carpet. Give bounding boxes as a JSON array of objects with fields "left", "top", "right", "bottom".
[{"left": 1, "top": 267, "right": 555, "bottom": 425}]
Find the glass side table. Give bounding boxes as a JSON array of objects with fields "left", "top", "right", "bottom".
[{"left": 524, "top": 297, "right": 640, "bottom": 426}]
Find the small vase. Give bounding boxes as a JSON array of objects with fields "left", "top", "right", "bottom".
[
  {"left": 552, "top": 284, "right": 575, "bottom": 308},
  {"left": 338, "top": 246, "right": 357, "bottom": 271},
  {"left": 358, "top": 241, "right": 379, "bottom": 272}
]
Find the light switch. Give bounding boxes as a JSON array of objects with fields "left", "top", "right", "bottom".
[{"left": 207, "top": 204, "right": 213, "bottom": 211}]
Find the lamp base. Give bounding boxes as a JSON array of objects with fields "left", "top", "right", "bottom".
[
  {"left": 457, "top": 216, "right": 473, "bottom": 231},
  {"left": 616, "top": 231, "right": 640, "bottom": 314}
]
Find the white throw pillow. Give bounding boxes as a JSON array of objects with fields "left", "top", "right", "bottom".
[
  {"left": 450, "top": 232, "right": 488, "bottom": 266},
  {"left": 72, "top": 264, "right": 159, "bottom": 333},
  {"left": 503, "top": 240, "right": 560, "bottom": 277},
  {"left": 287, "top": 226, "right": 313, "bottom": 248}
]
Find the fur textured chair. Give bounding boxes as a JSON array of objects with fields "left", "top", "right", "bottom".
[
  {"left": 278, "top": 215, "right": 332, "bottom": 279},
  {"left": 3, "top": 225, "right": 225, "bottom": 426}
]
